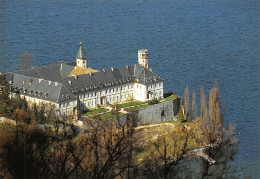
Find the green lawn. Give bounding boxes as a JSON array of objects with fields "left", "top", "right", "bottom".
[
  {"left": 83, "top": 108, "right": 109, "bottom": 116},
  {"left": 125, "top": 104, "right": 150, "bottom": 112},
  {"left": 164, "top": 95, "right": 177, "bottom": 101},
  {"left": 119, "top": 101, "right": 143, "bottom": 108}
]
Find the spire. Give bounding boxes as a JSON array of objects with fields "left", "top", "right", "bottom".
[{"left": 76, "top": 41, "right": 87, "bottom": 60}]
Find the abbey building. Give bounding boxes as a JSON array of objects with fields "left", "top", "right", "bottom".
[{"left": 5, "top": 43, "right": 164, "bottom": 116}]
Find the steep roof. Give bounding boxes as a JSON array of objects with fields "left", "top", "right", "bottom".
[
  {"left": 13, "top": 63, "right": 74, "bottom": 82},
  {"left": 61, "top": 64, "right": 163, "bottom": 95},
  {"left": 8, "top": 73, "right": 75, "bottom": 103},
  {"left": 7, "top": 63, "right": 163, "bottom": 103},
  {"left": 76, "top": 42, "right": 87, "bottom": 60}
]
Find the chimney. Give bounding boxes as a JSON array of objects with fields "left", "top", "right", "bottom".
[{"left": 72, "top": 74, "right": 78, "bottom": 80}]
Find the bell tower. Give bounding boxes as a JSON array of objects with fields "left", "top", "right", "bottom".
[
  {"left": 138, "top": 49, "right": 148, "bottom": 69},
  {"left": 76, "top": 41, "right": 87, "bottom": 68}
]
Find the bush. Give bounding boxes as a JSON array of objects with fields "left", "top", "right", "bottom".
[
  {"left": 152, "top": 99, "right": 159, "bottom": 104},
  {"left": 148, "top": 99, "right": 159, "bottom": 105}
]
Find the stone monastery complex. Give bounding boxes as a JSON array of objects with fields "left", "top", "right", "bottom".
[{"left": 5, "top": 42, "right": 164, "bottom": 116}]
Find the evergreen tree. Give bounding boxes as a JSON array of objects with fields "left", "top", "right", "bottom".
[
  {"left": 177, "top": 105, "right": 185, "bottom": 122},
  {"left": 0, "top": 74, "right": 10, "bottom": 115},
  {"left": 0, "top": 74, "right": 10, "bottom": 103}
]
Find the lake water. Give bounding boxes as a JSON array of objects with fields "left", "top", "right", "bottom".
[{"left": 0, "top": 0, "right": 259, "bottom": 178}]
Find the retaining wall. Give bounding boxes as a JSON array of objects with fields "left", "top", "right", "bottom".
[{"left": 119, "top": 97, "right": 181, "bottom": 125}]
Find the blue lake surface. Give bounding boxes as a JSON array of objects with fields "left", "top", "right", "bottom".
[{"left": 0, "top": 0, "right": 259, "bottom": 178}]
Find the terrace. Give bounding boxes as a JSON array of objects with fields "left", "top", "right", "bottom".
[{"left": 82, "top": 94, "right": 178, "bottom": 119}]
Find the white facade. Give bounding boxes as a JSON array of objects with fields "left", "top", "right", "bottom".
[
  {"left": 56, "top": 80, "right": 164, "bottom": 116},
  {"left": 138, "top": 49, "right": 149, "bottom": 69}
]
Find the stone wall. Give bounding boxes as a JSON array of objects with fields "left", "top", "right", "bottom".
[
  {"left": 119, "top": 97, "right": 181, "bottom": 125},
  {"left": 136, "top": 98, "right": 180, "bottom": 124}
]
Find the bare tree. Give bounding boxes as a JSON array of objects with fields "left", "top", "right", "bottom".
[
  {"left": 200, "top": 86, "right": 208, "bottom": 122},
  {"left": 184, "top": 85, "right": 190, "bottom": 119},
  {"left": 141, "top": 124, "right": 189, "bottom": 179},
  {"left": 209, "top": 78, "right": 222, "bottom": 141},
  {"left": 79, "top": 115, "right": 140, "bottom": 179},
  {"left": 18, "top": 51, "right": 34, "bottom": 71},
  {"left": 192, "top": 90, "right": 197, "bottom": 120}
]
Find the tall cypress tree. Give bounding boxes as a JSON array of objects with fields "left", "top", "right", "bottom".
[{"left": 0, "top": 74, "right": 10, "bottom": 103}]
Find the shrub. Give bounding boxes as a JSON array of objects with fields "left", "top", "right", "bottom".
[
  {"left": 152, "top": 99, "right": 159, "bottom": 104},
  {"left": 148, "top": 99, "right": 159, "bottom": 105}
]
